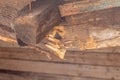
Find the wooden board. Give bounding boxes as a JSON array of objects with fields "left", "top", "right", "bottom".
[
  {"left": 44, "top": 24, "right": 120, "bottom": 53},
  {"left": 0, "top": 47, "right": 120, "bottom": 66},
  {"left": 0, "top": 71, "right": 112, "bottom": 80},
  {"left": 1, "top": 59, "right": 120, "bottom": 79},
  {"left": 64, "top": 7, "right": 120, "bottom": 26},
  {"left": 14, "top": 0, "right": 61, "bottom": 45},
  {"left": 59, "top": 0, "right": 120, "bottom": 17}
]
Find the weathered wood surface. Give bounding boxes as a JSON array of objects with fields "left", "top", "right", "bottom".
[
  {"left": 0, "top": 24, "right": 18, "bottom": 47},
  {"left": 0, "top": 70, "right": 111, "bottom": 80},
  {"left": 0, "top": 47, "right": 120, "bottom": 66},
  {"left": 1, "top": 58, "right": 120, "bottom": 79},
  {"left": 64, "top": 7, "right": 120, "bottom": 25},
  {"left": 0, "top": 47, "right": 120, "bottom": 80},
  {"left": 0, "top": 0, "right": 31, "bottom": 27},
  {"left": 14, "top": 0, "right": 61, "bottom": 45},
  {"left": 59, "top": 0, "right": 120, "bottom": 17},
  {"left": 0, "top": 0, "right": 31, "bottom": 11},
  {"left": 0, "top": 70, "right": 116, "bottom": 80},
  {"left": 45, "top": 24, "right": 120, "bottom": 53},
  {"left": 0, "top": 0, "right": 35, "bottom": 47}
]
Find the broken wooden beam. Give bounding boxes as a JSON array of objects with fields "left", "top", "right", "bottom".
[
  {"left": 59, "top": 0, "right": 120, "bottom": 17},
  {"left": 52, "top": 25, "right": 120, "bottom": 50},
  {"left": 14, "top": 0, "right": 61, "bottom": 45}
]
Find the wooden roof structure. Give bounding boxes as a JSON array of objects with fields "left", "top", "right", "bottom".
[{"left": 0, "top": 0, "right": 120, "bottom": 80}]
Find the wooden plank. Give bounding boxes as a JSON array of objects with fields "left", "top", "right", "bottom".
[
  {"left": 64, "top": 7, "right": 120, "bottom": 25},
  {"left": 0, "top": 59, "right": 120, "bottom": 79},
  {"left": 14, "top": 0, "right": 61, "bottom": 45},
  {"left": 0, "top": 59, "right": 79, "bottom": 76},
  {"left": 59, "top": 0, "right": 120, "bottom": 17},
  {"left": 48, "top": 25, "right": 120, "bottom": 51},
  {"left": 0, "top": 71, "right": 111, "bottom": 80},
  {"left": 0, "top": 47, "right": 120, "bottom": 66},
  {"left": 0, "top": 73, "right": 27, "bottom": 80}
]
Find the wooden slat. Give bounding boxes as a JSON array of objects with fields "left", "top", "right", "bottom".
[
  {"left": 0, "top": 71, "right": 113, "bottom": 80},
  {"left": 64, "top": 7, "right": 120, "bottom": 26},
  {"left": 0, "top": 59, "right": 120, "bottom": 79},
  {"left": 0, "top": 47, "right": 120, "bottom": 66},
  {"left": 0, "top": 71, "right": 111, "bottom": 80},
  {"left": 0, "top": 59, "right": 79, "bottom": 76},
  {"left": 14, "top": 0, "right": 61, "bottom": 45},
  {"left": 55, "top": 24, "right": 120, "bottom": 50},
  {"left": 59, "top": 0, "right": 120, "bottom": 17}
]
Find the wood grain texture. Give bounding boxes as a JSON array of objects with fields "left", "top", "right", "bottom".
[
  {"left": 0, "top": 59, "right": 120, "bottom": 79},
  {"left": 64, "top": 7, "right": 120, "bottom": 26},
  {"left": 14, "top": 0, "right": 61, "bottom": 45},
  {"left": 59, "top": 0, "right": 120, "bottom": 17},
  {"left": 0, "top": 71, "right": 112, "bottom": 80},
  {"left": 0, "top": 47, "right": 120, "bottom": 66}
]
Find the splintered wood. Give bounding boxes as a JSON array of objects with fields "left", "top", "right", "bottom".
[
  {"left": 43, "top": 25, "right": 120, "bottom": 53},
  {"left": 37, "top": 26, "right": 66, "bottom": 59}
]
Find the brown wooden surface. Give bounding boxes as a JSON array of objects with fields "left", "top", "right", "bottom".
[
  {"left": 0, "top": 24, "right": 18, "bottom": 47},
  {"left": 64, "top": 7, "right": 120, "bottom": 26},
  {"left": 59, "top": 0, "right": 120, "bottom": 17},
  {"left": 0, "top": 71, "right": 112, "bottom": 80},
  {"left": 0, "top": 0, "right": 30, "bottom": 27},
  {"left": 1, "top": 58, "right": 120, "bottom": 79},
  {"left": 0, "top": 47, "right": 120, "bottom": 66},
  {"left": 0, "top": 47, "right": 120, "bottom": 80},
  {"left": 14, "top": 0, "right": 61, "bottom": 45}
]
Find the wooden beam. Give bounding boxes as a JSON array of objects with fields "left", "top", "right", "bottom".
[
  {"left": 0, "top": 59, "right": 79, "bottom": 76},
  {"left": 0, "top": 71, "right": 112, "bottom": 80},
  {"left": 0, "top": 47, "right": 120, "bottom": 66},
  {"left": 64, "top": 7, "right": 120, "bottom": 25},
  {"left": 48, "top": 24, "right": 120, "bottom": 51},
  {"left": 0, "top": 59, "right": 120, "bottom": 79},
  {"left": 59, "top": 0, "right": 120, "bottom": 17},
  {"left": 14, "top": 0, "right": 61, "bottom": 45}
]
